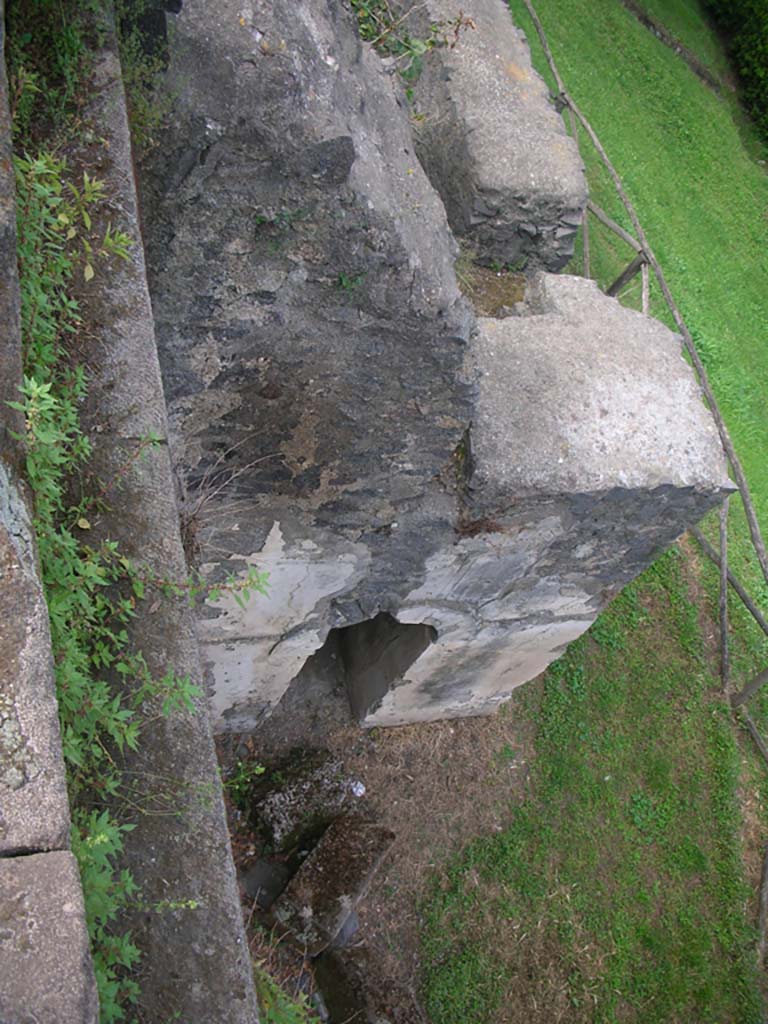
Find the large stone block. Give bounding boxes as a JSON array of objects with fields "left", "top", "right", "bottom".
[
  {"left": 0, "top": 851, "right": 98, "bottom": 1024},
  {"left": 186, "top": 271, "right": 729, "bottom": 729},
  {"left": 0, "top": 14, "right": 71, "bottom": 855},
  {"left": 272, "top": 816, "right": 395, "bottom": 955},
  {"left": 359, "top": 274, "right": 731, "bottom": 725},
  {"left": 137, "top": 0, "right": 474, "bottom": 730},
  {"left": 66, "top": 26, "right": 260, "bottom": 1023},
  {"left": 396, "top": 0, "right": 587, "bottom": 269}
]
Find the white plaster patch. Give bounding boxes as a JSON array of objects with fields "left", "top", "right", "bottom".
[
  {"left": 402, "top": 516, "right": 563, "bottom": 607},
  {"left": 478, "top": 576, "right": 595, "bottom": 621},
  {"left": 201, "top": 521, "right": 370, "bottom": 726}
]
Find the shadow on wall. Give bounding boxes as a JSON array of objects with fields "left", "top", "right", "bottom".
[{"left": 306, "top": 614, "right": 439, "bottom": 721}]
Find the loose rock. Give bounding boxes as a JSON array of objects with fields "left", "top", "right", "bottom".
[{"left": 273, "top": 816, "right": 395, "bottom": 955}]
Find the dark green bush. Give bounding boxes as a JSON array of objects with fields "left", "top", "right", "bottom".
[{"left": 703, "top": 0, "right": 768, "bottom": 139}]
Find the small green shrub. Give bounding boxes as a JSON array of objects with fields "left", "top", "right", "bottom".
[
  {"left": 114, "top": 0, "right": 177, "bottom": 156},
  {"left": 6, "top": 0, "right": 94, "bottom": 142},
  {"left": 226, "top": 759, "right": 266, "bottom": 810},
  {"left": 253, "top": 963, "right": 316, "bottom": 1024},
  {"left": 71, "top": 811, "right": 141, "bottom": 1023},
  {"left": 348, "top": 0, "right": 474, "bottom": 80}
]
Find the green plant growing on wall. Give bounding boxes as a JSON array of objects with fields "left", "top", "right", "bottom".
[
  {"left": 11, "top": 87, "right": 268, "bottom": 1024},
  {"left": 6, "top": 0, "right": 91, "bottom": 141},
  {"left": 348, "top": 0, "right": 474, "bottom": 80},
  {"left": 114, "top": 0, "right": 178, "bottom": 156},
  {"left": 13, "top": 147, "right": 144, "bottom": 1022},
  {"left": 225, "top": 758, "right": 266, "bottom": 810},
  {"left": 253, "top": 963, "right": 316, "bottom": 1024}
]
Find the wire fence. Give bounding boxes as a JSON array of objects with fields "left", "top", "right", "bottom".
[{"left": 521, "top": 0, "right": 768, "bottom": 960}]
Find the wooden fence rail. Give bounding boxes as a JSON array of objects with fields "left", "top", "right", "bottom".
[{"left": 520, "top": 0, "right": 768, "bottom": 963}]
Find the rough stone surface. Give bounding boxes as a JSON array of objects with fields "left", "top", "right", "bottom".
[
  {"left": 472, "top": 273, "right": 728, "bottom": 497},
  {"left": 252, "top": 750, "right": 357, "bottom": 850},
  {"left": 0, "top": 851, "right": 98, "bottom": 1024},
  {"left": 397, "top": 0, "right": 587, "bottom": 268},
  {"left": 273, "top": 816, "right": 395, "bottom": 955},
  {"left": 0, "top": 466, "right": 71, "bottom": 854},
  {"left": 240, "top": 859, "right": 291, "bottom": 910},
  {"left": 138, "top": 1, "right": 729, "bottom": 731},
  {"left": 361, "top": 274, "right": 732, "bottom": 725},
  {"left": 71, "top": 26, "right": 259, "bottom": 1023},
  {"left": 137, "top": 0, "right": 474, "bottom": 731}
]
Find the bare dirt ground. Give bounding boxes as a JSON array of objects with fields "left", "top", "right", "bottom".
[{"left": 217, "top": 650, "right": 541, "bottom": 1019}]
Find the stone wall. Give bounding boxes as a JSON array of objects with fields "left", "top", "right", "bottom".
[
  {"left": 71, "top": 19, "right": 260, "bottom": 1022},
  {"left": 0, "top": 6, "right": 99, "bottom": 1017},
  {"left": 137, "top": 0, "right": 730, "bottom": 732},
  {"left": 0, "top": 6, "right": 260, "bottom": 1020},
  {"left": 0, "top": 0, "right": 735, "bottom": 1015}
]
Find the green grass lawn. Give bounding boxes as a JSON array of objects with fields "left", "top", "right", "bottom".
[{"left": 420, "top": 1, "right": 768, "bottom": 1020}]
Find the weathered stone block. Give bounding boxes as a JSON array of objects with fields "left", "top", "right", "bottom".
[
  {"left": 0, "top": 851, "right": 98, "bottom": 1024},
  {"left": 361, "top": 274, "right": 731, "bottom": 725},
  {"left": 137, "top": 0, "right": 474, "bottom": 730},
  {"left": 138, "top": 1, "right": 729, "bottom": 732},
  {"left": 396, "top": 0, "right": 587, "bottom": 268},
  {"left": 0, "top": 22, "right": 71, "bottom": 855},
  {"left": 272, "top": 816, "right": 395, "bottom": 955},
  {"left": 251, "top": 750, "right": 357, "bottom": 850},
  {"left": 67, "top": 26, "right": 260, "bottom": 1023}
]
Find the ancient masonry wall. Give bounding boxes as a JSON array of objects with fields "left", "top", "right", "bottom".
[
  {"left": 0, "top": 0, "right": 733, "bottom": 1016},
  {"left": 137, "top": 0, "right": 730, "bottom": 734}
]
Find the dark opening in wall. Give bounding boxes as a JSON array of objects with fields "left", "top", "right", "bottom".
[{"left": 330, "top": 613, "right": 438, "bottom": 721}]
